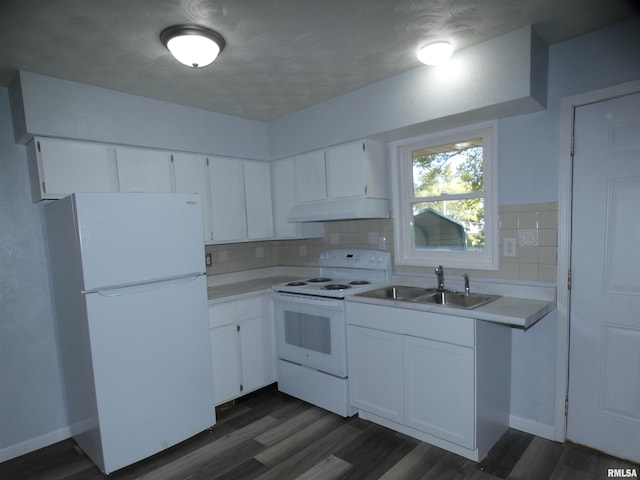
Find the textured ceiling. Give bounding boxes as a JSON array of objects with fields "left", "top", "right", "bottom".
[{"left": 0, "top": 0, "right": 636, "bottom": 121}]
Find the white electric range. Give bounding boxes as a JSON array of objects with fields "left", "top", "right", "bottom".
[{"left": 272, "top": 249, "right": 391, "bottom": 416}]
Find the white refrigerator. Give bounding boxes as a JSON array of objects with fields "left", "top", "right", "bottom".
[{"left": 45, "top": 192, "right": 215, "bottom": 474}]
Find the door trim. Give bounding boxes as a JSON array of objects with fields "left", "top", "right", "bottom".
[{"left": 556, "top": 80, "right": 640, "bottom": 442}]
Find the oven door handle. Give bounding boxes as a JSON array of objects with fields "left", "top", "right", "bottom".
[{"left": 272, "top": 292, "right": 344, "bottom": 309}]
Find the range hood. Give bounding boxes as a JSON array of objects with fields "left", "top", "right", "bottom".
[{"left": 287, "top": 198, "right": 390, "bottom": 222}]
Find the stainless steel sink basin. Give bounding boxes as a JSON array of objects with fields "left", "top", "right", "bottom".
[
  {"left": 356, "top": 285, "right": 500, "bottom": 309},
  {"left": 357, "top": 285, "right": 431, "bottom": 301},
  {"left": 414, "top": 291, "right": 500, "bottom": 309}
]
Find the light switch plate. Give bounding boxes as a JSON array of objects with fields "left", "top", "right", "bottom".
[{"left": 503, "top": 238, "right": 516, "bottom": 257}]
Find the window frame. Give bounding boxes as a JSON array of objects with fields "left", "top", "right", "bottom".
[{"left": 391, "top": 121, "right": 499, "bottom": 270}]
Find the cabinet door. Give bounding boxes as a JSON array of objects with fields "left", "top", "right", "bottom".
[
  {"left": 173, "top": 153, "right": 213, "bottom": 242},
  {"left": 272, "top": 158, "right": 324, "bottom": 239},
  {"left": 238, "top": 316, "right": 266, "bottom": 394},
  {"left": 30, "top": 137, "right": 117, "bottom": 201},
  {"left": 271, "top": 157, "right": 298, "bottom": 238},
  {"left": 325, "top": 140, "right": 367, "bottom": 198},
  {"left": 209, "top": 156, "right": 247, "bottom": 242},
  {"left": 348, "top": 325, "right": 404, "bottom": 423},
  {"left": 244, "top": 160, "right": 274, "bottom": 239},
  {"left": 116, "top": 147, "right": 172, "bottom": 193},
  {"left": 294, "top": 150, "right": 327, "bottom": 203},
  {"left": 404, "top": 336, "right": 475, "bottom": 449},
  {"left": 210, "top": 323, "right": 242, "bottom": 405}
]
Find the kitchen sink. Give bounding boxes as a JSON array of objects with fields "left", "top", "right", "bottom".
[
  {"left": 413, "top": 291, "right": 500, "bottom": 309},
  {"left": 357, "top": 285, "right": 432, "bottom": 301},
  {"left": 356, "top": 285, "right": 500, "bottom": 310}
]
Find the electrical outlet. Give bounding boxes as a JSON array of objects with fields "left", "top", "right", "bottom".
[
  {"left": 205, "top": 253, "right": 212, "bottom": 267},
  {"left": 503, "top": 238, "right": 516, "bottom": 257}
]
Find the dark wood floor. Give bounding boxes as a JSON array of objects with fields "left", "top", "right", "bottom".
[{"left": 2, "top": 385, "right": 637, "bottom": 480}]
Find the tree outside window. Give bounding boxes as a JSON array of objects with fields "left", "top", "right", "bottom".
[{"left": 412, "top": 139, "right": 485, "bottom": 250}]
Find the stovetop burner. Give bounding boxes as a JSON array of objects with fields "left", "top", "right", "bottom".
[
  {"left": 323, "top": 284, "right": 352, "bottom": 291},
  {"left": 272, "top": 249, "right": 391, "bottom": 299},
  {"left": 308, "top": 277, "right": 332, "bottom": 283}
]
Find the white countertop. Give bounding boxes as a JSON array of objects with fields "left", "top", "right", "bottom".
[
  {"left": 206, "top": 266, "right": 316, "bottom": 303},
  {"left": 346, "top": 294, "right": 555, "bottom": 329},
  {"left": 207, "top": 275, "right": 300, "bottom": 301},
  {"left": 205, "top": 267, "right": 556, "bottom": 328}
]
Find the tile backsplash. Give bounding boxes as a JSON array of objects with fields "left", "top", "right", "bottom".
[{"left": 205, "top": 202, "right": 558, "bottom": 283}]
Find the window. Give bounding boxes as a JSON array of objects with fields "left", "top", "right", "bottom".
[{"left": 391, "top": 121, "right": 498, "bottom": 269}]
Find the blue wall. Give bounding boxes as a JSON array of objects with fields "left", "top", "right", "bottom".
[
  {"left": 0, "top": 88, "right": 69, "bottom": 456},
  {"left": 11, "top": 71, "right": 270, "bottom": 160}
]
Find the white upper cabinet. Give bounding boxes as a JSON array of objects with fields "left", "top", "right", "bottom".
[
  {"left": 325, "top": 139, "right": 387, "bottom": 199},
  {"left": 115, "top": 147, "right": 172, "bottom": 193},
  {"left": 209, "top": 156, "right": 247, "bottom": 242},
  {"left": 244, "top": 160, "right": 274, "bottom": 240},
  {"left": 26, "top": 136, "right": 322, "bottom": 242},
  {"left": 271, "top": 157, "right": 298, "bottom": 238},
  {"left": 292, "top": 139, "right": 388, "bottom": 204},
  {"left": 287, "top": 139, "right": 389, "bottom": 222},
  {"left": 172, "top": 153, "right": 214, "bottom": 242},
  {"left": 27, "top": 137, "right": 118, "bottom": 202},
  {"left": 271, "top": 158, "right": 324, "bottom": 239},
  {"left": 294, "top": 149, "right": 327, "bottom": 203}
]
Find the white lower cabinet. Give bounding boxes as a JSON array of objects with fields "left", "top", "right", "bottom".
[
  {"left": 403, "top": 336, "right": 475, "bottom": 449},
  {"left": 348, "top": 326, "right": 403, "bottom": 423},
  {"left": 209, "top": 294, "right": 275, "bottom": 405},
  {"left": 347, "top": 301, "right": 510, "bottom": 462}
]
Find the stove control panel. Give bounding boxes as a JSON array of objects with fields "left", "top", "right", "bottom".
[{"left": 319, "top": 249, "right": 390, "bottom": 270}]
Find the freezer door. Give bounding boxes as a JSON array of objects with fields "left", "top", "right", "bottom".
[
  {"left": 83, "top": 274, "right": 215, "bottom": 474},
  {"left": 73, "top": 193, "right": 205, "bottom": 290}
]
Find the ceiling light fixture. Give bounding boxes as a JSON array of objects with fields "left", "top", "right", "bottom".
[
  {"left": 160, "top": 25, "right": 226, "bottom": 68},
  {"left": 417, "top": 41, "right": 454, "bottom": 66}
]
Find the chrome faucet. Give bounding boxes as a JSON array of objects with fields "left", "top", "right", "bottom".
[
  {"left": 435, "top": 265, "right": 445, "bottom": 291},
  {"left": 464, "top": 273, "right": 470, "bottom": 295}
]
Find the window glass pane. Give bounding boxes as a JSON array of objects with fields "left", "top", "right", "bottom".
[
  {"left": 412, "top": 199, "right": 485, "bottom": 251},
  {"left": 412, "top": 138, "right": 483, "bottom": 197}
]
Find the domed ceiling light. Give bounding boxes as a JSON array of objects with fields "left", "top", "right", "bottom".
[
  {"left": 417, "top": 41, "right": 454, "bottom": 66},
  {"left": 160, "top": 25, "right": 226, "bottom": 68}
]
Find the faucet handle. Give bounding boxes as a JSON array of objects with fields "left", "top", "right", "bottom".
[{"left": 463, "top": 273, "right": 470, "bottom": 295}]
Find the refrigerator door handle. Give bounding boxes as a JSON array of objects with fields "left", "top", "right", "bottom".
[{"left": 83, "top": 273, "right": 205, "bottom": 297}]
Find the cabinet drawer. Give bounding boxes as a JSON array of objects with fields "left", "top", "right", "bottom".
[
  {"left": 346, "top": 302, "right": 475, "bottom": 347},
  {"left": 209, "top": 301, "right": 237, "bottom": 328},
  {"left": 402, "top": 309, "right": 475, "bottom": 347},
  {"left": 237, "top": 295, "right": 263, "bottom": 319}
]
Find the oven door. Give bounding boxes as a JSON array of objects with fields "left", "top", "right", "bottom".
[{"left": 273, "top": 292, "right": 347, "bottom": 378}]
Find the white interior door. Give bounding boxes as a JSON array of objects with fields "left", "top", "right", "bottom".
[{"left": 568, "top": 92, "right": 640, "bottom": 462}]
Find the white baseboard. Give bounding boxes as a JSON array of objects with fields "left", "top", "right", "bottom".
[
  {"left": 509, "top": 414, "right": 555, "bottom": 440},
  {"left": 0, "top": 426, "right": 72, "bottom": 463}
]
